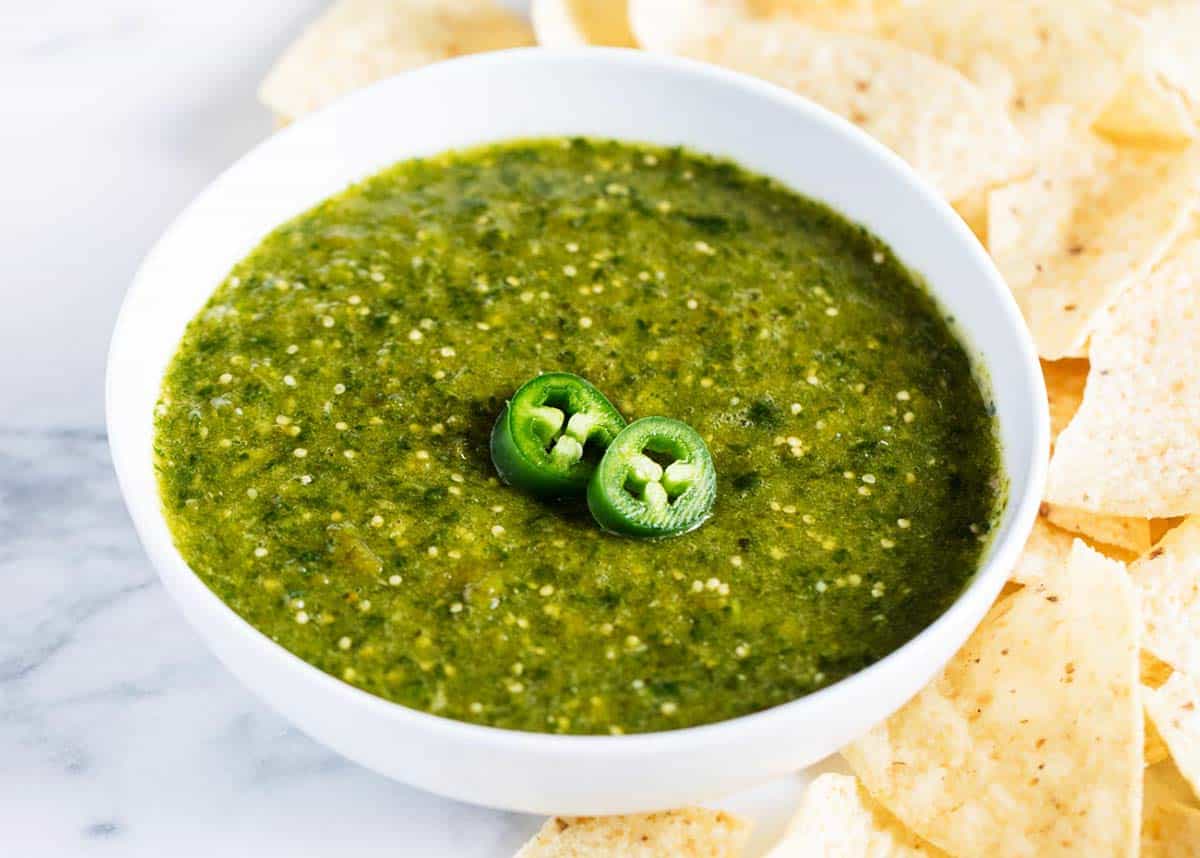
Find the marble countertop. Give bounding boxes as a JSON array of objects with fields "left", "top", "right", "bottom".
[{"left": 1, "top": 3, "right": 819, "bottom": 854}]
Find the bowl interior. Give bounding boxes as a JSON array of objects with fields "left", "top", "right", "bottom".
[{"left": 107, "top": 47, "right": 1046, "bottom": 810}]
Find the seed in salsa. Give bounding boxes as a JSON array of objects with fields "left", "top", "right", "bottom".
[{"left": 155, "top": 138, "right": 1003, "bottom": 735}]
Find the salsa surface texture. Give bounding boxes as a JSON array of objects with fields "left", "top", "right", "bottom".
[{"left": 155, "top": 139, "right": 1002, "bottom": 734}]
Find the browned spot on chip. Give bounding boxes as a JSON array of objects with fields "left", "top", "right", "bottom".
[{"left": 844, "top": 542, "right": 1140, "bottom": 857}]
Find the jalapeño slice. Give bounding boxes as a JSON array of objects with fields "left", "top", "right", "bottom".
[
  {"left": 587, "top": 416, "right": 717, "bottom": 538},
  {"left": 490, "top": 372, "right": 626, "bottom": 498}
]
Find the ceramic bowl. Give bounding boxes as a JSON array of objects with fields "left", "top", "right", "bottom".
[{"left": 107, "top": 48, "right": 1048, "bottom": 815}]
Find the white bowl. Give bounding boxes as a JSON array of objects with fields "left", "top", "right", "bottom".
[{"left": 107, "top": 48, "right": 1047, "bottom": 815}]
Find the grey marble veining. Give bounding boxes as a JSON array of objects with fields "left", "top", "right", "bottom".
[{"left": 1, "top": 429, "right": 541, "bottom": 856}]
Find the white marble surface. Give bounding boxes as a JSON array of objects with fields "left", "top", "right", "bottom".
[{"left": 1, "top": 2, "right": 822, "bottom": 855}]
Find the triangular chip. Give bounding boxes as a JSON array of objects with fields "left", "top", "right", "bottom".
[
  {"left": 1120, "top": 1, "right": 1200, "bottom": 117},
  {"left": 751, "top": 0, "right": 1144, "bottom": 130},
  {"left": 1142, "top": 760, "right": 1200, "bottom": 858},
  {"left": 1131, "top": 519, "right": 1200, "bottom": 698},
  {"left": 1038, "top": 358, "right": 1157, "bottom": 555},
  {"left": 1145, "top": 671, "right": 1200, "bottom": 801},
  {"left": 1043, "top": 359, "right": 1089, "bottom": 449},
  {"left": 951, "top": 189, "right": 989, "bottom": 242},
  {"left": 1041, "top": 505, "right": 1152, "bottom": 555},
  {"left": 629, "top": 0, "right": 1026, "bottom": 201},
  {"left": 987, "top": 132, "right": 1200, "bottom": 359},
  {"left": 1046, "top": 237, "right": 1200, "bottom": 513},
  {"left": 1009, "top": 515, "right": 1076, "bottom": 586},
  {"left": 1093, "top": 0, "right": 1199, "bottom": 148},
  {"left": 743, "top": 0, "right": 890, "bottom": 32},
  {"left": 763, "top": 773, "right": 946, "bottom": 857},
  {"left": 258, "top": 0, "right": 533, "bottom": 121},
  {"left": 532, "top": 0, "right": 637, "bottom": 47},
  {"left": 1147, "top": 697, "right": 1172, "bottom": 767},
  {"left": 1093, "top": 67, "right": 1196, "bottom": 149},
  {"left": 873, "top": 0, "right": 1143, "bottom": 126},
  {"left": 513, "top": 808, "right": 750, "bottom": 857},
  {"left": 843, "top": 541, "right": 1142, "bottom": 857},
  {"left": 1143, "top": 647, "right": 1179, "bottom": 768}
]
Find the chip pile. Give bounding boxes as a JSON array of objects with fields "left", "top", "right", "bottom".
[{"left": 260, "top": 1, "right": 1200, "bottom": 853}]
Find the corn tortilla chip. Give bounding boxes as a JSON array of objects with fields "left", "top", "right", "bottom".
[
  {"left": 951, "top": 190, "right": 989, "bottom": 242},
  {"left": 1145, "top": 671, "right": 1200, "bottom": 801},
  {"left": 1043, "top": 358, "right": 1089, "bottom": 448},
  {"left": 745, "top": 0, "right": 891, "bottom": 32},
  {"left": 1130, "top": 517, "right": 1200, "bottom": 681},
  {"left": 513, "top": 808, "right": 750, "bottom": 857},
  {"left": 531, "top": 0, "right": 636, "bottom": 47},
  {"left": 843, "top": 541, "right": 1142, "bottom": 858},
  {"left": 757, "top": 0, "right": 1145, "bottom": 130},
  {"left": 988, "top": 132, "right": 1200, "bottom": 359},
  {"left": 1045, "top": 236, "right": 1200, "bottom": 512},
  {"left": 1042, "top": 505, "right": 1153, "bottom": 555},
  {"left": 258, "top": 0, "right": 533, "bottom": 121},
  {"left": 1142, "top": 650, "right": 1178, "bottom": 768},
  {"left": 1009, "top": 515, "right": 1076, "bottom": 586},
  {"left": 1146, "top": 757, "right": 1198, "bottom": 809},
  {"left": 1142, "top": 800, "right": 1200, "bottom": 858},
  {"left": 1037, "top": 358, "right": 1158, "bottom": 555},
  {"left": 629, "top": 0, "right": 1026, "bottom": 201},
  {"left": 1093, "top": 1, "right": 1199, "bottom": 146},
  {"left": 1121, "top": 1, "right": 1200, "bottom": 108},
  {"left": 1142, "top": 760, "right": 1200, "bottom": 857},
  {"left": 763, "top": 772, "right": 946, "bottom": 857},
  {"left": 872, "top": 0, "right": 1143, "bottom": 127},
  {"left": 1093, "top": 70, "right": 1196, "bottom": 149},
  {"left": 1147, "top": 702, "right": 1172, "bottom": 767}
]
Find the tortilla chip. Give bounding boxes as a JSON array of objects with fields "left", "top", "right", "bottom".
[
  {"left": 1042, "top": 505, "right": 1153, "bottom": 555},
  {"left": 1130, "top": 517, "right": 1200, "bottom": 681},
  {"left": 532, "top": 0, "right": 637, "bottom": 47},
  {"left": 1094, "top": 0, "right": 1199, "bottom": 146},
  {"left": 1147, "top": 703, "right": 1172, "bottom": 767},
  {"left": 1009, "top": 515, "right": 1076, "bottom": 586},
  {"left": 1043, "top": 358, "right": 1089, "bottom": 448},
  {"left": 1037, "top": 358, "right": 1159, "bottom": 555},
  {"left": 1145, "top": 671, "right": 1200, "bottom": 801},
  {"left": 745, "top": 0, "right": 891, "bottom": 32},
  {"left": 1145, "top": 757, "right": 1200, "bottom": 808},
  {"left": 1123, "top": 1, "right": 1200, "bottom": 110},
  {"left": 1045, "top": 236, "right": 1200, "bottom": 512},
  {"left": 1093, "top": 69, "right": 1196, "bottom": 149},
  {"left": 514, "top": 808, "right": 750, "bottom": 857},
  {"left": 629, "top": 0, "right": 1026, "bottom": 201},
  {"left": 951, "top": 190, "right": 989, "bottom": 242},
  {"left": 763, "top": 773, "right": 945, "bottom": 857},
  {"left": 1147, "top": 4, "right": 1200, "bottom": 105},
  {"left": 873, "top": 0, "right": 1143, "bottom": 127},
  {"left": 987, "top": 132, "right": 1200, "bottom": 359},
  {"left": 1143, "top": 655, "right": 1179, "bottom": 767},
  {"left": 1142, "top": 798, "right": 1200, "bottom": 856},
  {"left": 258, "top": 0, "right": 533, "bottom": 121},
  {"left": 1142, "top": 760, "right": 1200, "bottom": 857},
  {"left": 759, "top": 0, "right": 1146, "bottom": 130},
  {"left": 843, "top": 541, "right": 1142, "bottom": 857}
]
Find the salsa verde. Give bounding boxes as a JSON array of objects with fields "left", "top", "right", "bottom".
[{"left": 155, "top": 139, "right": 1003, "bottom": 734}]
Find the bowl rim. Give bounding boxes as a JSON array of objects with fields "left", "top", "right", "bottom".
[{"left": 107, "top": 46, "right": 1049, "bottom": 755}]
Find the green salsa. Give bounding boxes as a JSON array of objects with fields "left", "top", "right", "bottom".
[{"left": 155, "top": 139, "right": 1003, "bottom": 735}]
